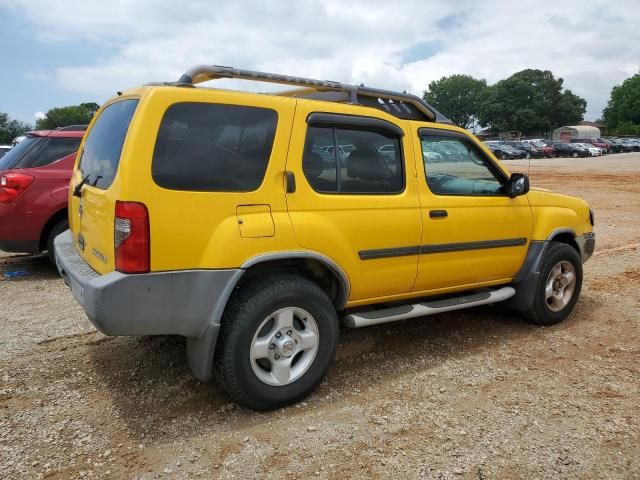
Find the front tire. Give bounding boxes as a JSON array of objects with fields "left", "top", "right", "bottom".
[
  {"left": 214, "top": 275, "right": 338, "bottom": 410},
  {"left": 524, "top": 242, "right": 583, "bottom": 326},
  {"left": 47, "top": 219, "right": 68, "bottom": 266}
]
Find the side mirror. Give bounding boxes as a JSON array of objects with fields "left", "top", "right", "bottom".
[{"left": 508, "top": 173, "right": 530, "bottom": 198}]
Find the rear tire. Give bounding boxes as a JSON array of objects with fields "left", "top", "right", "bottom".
[
  {"left": 523, "top": 242, "right": 582, "bottom": 326},
  {"left": 47, "top": 219, "right": 68, "bottom": 266},
  {"left": 214, "top": 275, "right": 338, "bottom": 410},
  {"left": 571, "top": 151, "right": 579, "bottom": 158}
]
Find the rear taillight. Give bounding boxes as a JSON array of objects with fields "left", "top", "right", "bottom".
[
  {"left": 0, "top": 173, "right": 35, "bottom": 203},
  {"left": 114, "top": 201, "right": 149, "bottom": 274}
]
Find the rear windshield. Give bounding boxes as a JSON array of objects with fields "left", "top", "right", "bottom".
[
  {"left": 0, "top": 135, "right": 81, "bottom": 170},
  {"left": 78, "top": 99, "right": 139, "bottom": 189},
  {"left": 152, "top": 102, "right": 277, "bottom": 192}
]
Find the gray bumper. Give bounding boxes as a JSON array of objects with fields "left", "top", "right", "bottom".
[
  {"left": 54, "top": 230, "right": 243, "bottom": 380},
  {"left": 576, "top": 231, "right": 595, "bottom": 263}
]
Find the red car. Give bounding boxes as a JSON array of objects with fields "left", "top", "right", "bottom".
[{"left": 0, "top": 127, "right": 85, "bottom": 263}]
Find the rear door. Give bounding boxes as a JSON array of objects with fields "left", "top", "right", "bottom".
[{"left": 285, "top": 103, "right": 422, "bottom": 303}]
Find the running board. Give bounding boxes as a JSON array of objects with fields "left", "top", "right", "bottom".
[{"left": 344, "top": 286, "right": 516, "bottom": 328}]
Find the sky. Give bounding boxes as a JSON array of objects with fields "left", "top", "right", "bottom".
[{"left": 1, "top": 0, "right": 639, "bottom": 125}]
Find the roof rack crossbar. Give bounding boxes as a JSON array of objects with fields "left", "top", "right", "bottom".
[{"left": 175, "top": 64, "right": 451, "bottom": 123}]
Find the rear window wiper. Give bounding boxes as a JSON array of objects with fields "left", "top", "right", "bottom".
[{"left": 73, "top": 174, "right": 92, "bottom": 197}]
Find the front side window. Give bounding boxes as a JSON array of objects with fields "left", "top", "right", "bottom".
[
  {"left": 303, "top": 125, "right": 403, "bottom": 194},
  {"left": 421, "top": 135, "right": 505, "bottom": 195},
  {"left": 152, "top": 103, "right": 277, "bottom": 192}
]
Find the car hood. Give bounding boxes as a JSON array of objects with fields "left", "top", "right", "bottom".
[{"left": 528, "top": 188, "right": 590, "bottom": 217}]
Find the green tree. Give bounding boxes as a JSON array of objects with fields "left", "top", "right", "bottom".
[
  {"left": 35, "top": 102, "right": 100, "bottom": 130},
  {"left": 602, "top": 74, "right": 640, "bottom": 131},
  {"left": 0, "top": 111, "right": 33, "bottom": 144},
  {"left": 423, "top": 74, "right": 488, "bottom": 129},
  {"left": 477, "top": 69, "right": 586, "bottom": 135}
]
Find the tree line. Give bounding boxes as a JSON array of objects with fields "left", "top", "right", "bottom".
[
  {"left": 424, "top": 69, "right": 640, "bottom": 137},
  {"left": 423, "top": 69, "right": 586, "bottom": 135}
]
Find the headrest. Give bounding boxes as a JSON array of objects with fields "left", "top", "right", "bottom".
[{"left": 347, "top": 148, "right": 391, "bottom": 181}]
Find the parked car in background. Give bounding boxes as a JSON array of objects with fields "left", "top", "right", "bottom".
[
  {"left": 616, "top": 138, "right": 640, "bottom": 151},
  {"left": 571, "top": 138, "right": 610, "bottom": 154},
  {"left": 0, "top": 145, "right": 11, "bottom": 159},
  {"left": 0, "top": 127, "right": 85, "bottom": 263},
  {"left": 484, "top": 141, "right": 526, "bottom": 160},
  {"left": 574, "top": 142, "right": 604, "bottom": 157},
  {"left": 605, "top": 137, "right": 632, "bottom": 153},
  {"left": 504, "top": 141, "right": 544, "bottom": 159},
  {"left": 521, "top": 139, "right": 554, "bottom": 158},
  {"left": 548, "top": 142, "right": 590, "bottom": 158}
]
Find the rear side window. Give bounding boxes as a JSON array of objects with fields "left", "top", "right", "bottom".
[
  {"left": 14, "top": 137, "right": 81, "bottom": 168},
  {"left": 303, "top": 126, "right": 404, "bottom": 194},
  {"left": 78, "top": 99, "right": 139, "bottom": 189},
  {"left": 152, "top": 103, "right": 277, "bottom": 192}
]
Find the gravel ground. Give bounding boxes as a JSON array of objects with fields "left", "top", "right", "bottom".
[{"left": 1, "top": 154, "right": 639, "bottom": 479}]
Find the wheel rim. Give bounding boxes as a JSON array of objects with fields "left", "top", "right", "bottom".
[
  {"left": 545, "top": 261, "right": 577, "bottom": 312},
  {"left": 249, "top": 307, "right": 319, "bottom": 386}
]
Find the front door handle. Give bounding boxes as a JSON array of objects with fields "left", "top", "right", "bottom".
[{"left": 429, "top": 209, "right": 448, "bottom": 219}]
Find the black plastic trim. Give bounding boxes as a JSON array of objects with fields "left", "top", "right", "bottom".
[
  {"left": 307, "top": 112, "right": 404, "bottom": 137},
  {"left": 359, "top": 246, "right": 421, "bottom": 260},
  {"left": 359, "top": 238, "right": 527, "bottom": 260},
  {"left": 421, "top": 238, "right": 527, "bottom": 254}
]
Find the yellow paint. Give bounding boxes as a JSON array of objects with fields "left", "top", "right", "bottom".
[{"left": 68, "top": 84, "right": 593, "bottom": 306}]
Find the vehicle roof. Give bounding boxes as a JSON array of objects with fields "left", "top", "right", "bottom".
[{"left": 24, "top": 129, "right": 86, "bottom": 138}]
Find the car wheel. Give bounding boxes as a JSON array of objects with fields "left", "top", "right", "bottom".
[
  {"left": 46, "top": 219, "right": 69, "bottom": 266},
  {"left": 523, "top": 242, "right": 583, "bottom": 326},
  {"left": 214, "top": 275, "right": 338, "bottom": 410},
  {"left": 571, "top": 151, "right": 579, "bottom": 158},
  {"left": 500, "top": 152, "right": 508, "bottom": 160},
  {"left": 525, "top": 152, "right": 531, "bottom": 159}
]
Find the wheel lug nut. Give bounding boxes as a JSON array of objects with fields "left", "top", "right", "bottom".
[
  {"left": 274, "top": 354, "right": 280, "bottom": 360},
  {"left": 269, "top": 344, "right": 275, "bottom": 350},
  {"left": 286, "top": 330, "right": 292, "bottom": 336},
  {"left": 276, "top": 332, "right": 282, "bottom": 338}
]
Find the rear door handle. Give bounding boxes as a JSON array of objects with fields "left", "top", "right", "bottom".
[{"left": 429, "top": 209, "right": 448, "bottom": 218}]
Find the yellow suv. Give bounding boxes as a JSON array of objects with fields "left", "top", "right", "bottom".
[{"left": 55, "top": 65, "right": 595, "bottom": 410}]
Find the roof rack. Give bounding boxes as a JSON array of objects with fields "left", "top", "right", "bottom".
[{"left": 174, "top": 65, "right": 451, "bottom": 124}]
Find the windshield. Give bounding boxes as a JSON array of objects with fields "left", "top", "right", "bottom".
[{"left": 0, "top": 135, "right": 41, "bottom": 170}]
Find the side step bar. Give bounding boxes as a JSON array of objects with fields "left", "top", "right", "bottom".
[{"left": 344, "top": 286, "right": 516, "bottom": 328}]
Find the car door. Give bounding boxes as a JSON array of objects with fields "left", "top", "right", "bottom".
[
  {"left": 412, "top": 126, "right": 532, "bottom": 293},
  {"left": 285, "top": 103, "right": 422, "bottom": 303}
]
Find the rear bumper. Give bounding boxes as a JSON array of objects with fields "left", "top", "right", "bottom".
[{"left": 54, "top": 230, "right": 243, "bottom": 380}]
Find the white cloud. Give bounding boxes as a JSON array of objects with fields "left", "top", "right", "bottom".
[
  {"left": 34, "top": 111, "right": 46, "bottom": 120},
  {"left": 5, "top": 0, "right": 640, "bottom": 120}
]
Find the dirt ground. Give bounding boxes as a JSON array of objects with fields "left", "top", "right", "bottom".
[{"left": 1, "top": 154, "right": 639, "bottom": 480}]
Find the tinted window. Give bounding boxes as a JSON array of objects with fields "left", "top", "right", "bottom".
[
  {"left": 152, "top": 103, "right": 277, "bottom": 192},
  {"left": 303, "top": 125, "right": 403, "bottom": 194},
  {"left": 12, "top": 136, "right": 81, "bottom": 168},
  {"left": 78, "top": 99, "right": 139, "bottom": 189},
  {"left": 421, "top": 136, "right": 505, "bottom": 195},
  {"left": 0, "top": 136, "right": 40, "bottom": 170}
]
